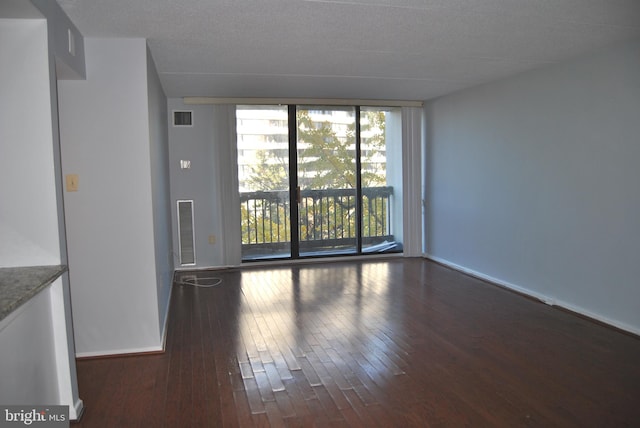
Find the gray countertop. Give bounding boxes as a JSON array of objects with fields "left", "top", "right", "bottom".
[{"left": 0, "top": 265, "right": 67, "bottom": 322}]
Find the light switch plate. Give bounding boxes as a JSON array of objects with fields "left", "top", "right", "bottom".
[{"left": 66, "top": 174, "right": 79, "bottom": 192}]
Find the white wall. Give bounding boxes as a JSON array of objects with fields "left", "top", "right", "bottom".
[
  {"left": 0, "top": 285, "right": 59, "bottom": 404},
  {"left": 168, "top": 100, "right": 240, "bottom": 269},
  {"left": 0, "top": 19, "right": 60, "bottom": 267},
  {"left": 59, "top": 38, "right": 167, "bottom": 356},
  {"left": 425, "top": 38, "right": 640, "bottom": 334},
  {"left": 0, "top": 15, "right": 83, "bottom": 417},
  {"left": 31, "top": 0, "right": 85, "bottom": 80},
  {"left": 0, "top": 276, "right": 83, "bottom": 418},
  {"left": 147, "top": 47, "right": 173, "bottom": 331}
]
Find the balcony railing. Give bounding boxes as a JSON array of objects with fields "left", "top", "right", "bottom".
[{"left": 240, "top": 186, "right": 396, "bottom": 258}]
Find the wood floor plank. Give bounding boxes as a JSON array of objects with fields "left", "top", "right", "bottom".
[
  {"left": 242, "top": 376, "right": 267, "bottom": 415},
  {"left": 74, "top": 259, "right": 640, "bottom": 427}
]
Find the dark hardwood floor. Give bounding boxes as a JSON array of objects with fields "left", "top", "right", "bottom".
[{"left": 73, "top": 259, "right": 640, "bottom": 427}]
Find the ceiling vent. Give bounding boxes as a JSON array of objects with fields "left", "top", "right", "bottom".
[{"left": 173, "top": 110, "right": 193, "bottom": 127}]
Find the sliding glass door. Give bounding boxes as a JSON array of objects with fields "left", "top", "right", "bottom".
[
  {"left": 237, "top": 105, "right": 291, "bottom": 259},
  {"left": 296, "top": 106, "right": 357, "bottom": 256},
  {"left": 360, "top": 107, "right": 402, "bottom": 253},
  {"left": 237, "top": 104, "right": 403, "bottom": 261}
]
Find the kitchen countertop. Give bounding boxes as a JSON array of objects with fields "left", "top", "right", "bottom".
[{"left": 0, "top": 265, "right": 67, "bottom": 322}]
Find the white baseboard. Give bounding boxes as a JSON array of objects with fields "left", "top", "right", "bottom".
[
  {"left": 172, "top": 253, "right": 407, "bottom": 274},
  {"left": 70, "top": 398, "right": 84, "bottom": 421},
  {"left": 423, "top": 253, "right": 640, "bottom": 337},
  {"left": 76, "top": 344, "right": 164, "bottom": 359},
  {"left": 159, "top": 286, "right": 173, "bottom": 352},
  {"left": 424, "top": 254, "right": 552, "bottom": 303},
  {"left": 75, "top": 284, "right": 172, "bottom": 359},
  {"left": 173, "top": 264, "right": 237, "bottom": 272}
]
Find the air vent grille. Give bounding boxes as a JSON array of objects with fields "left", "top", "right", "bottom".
[
  {"left": 173, "top": 110, "right": 193, "bottom": 127},
  {"left": 177, "top": 200, "right": 195, "bottom": 265}
]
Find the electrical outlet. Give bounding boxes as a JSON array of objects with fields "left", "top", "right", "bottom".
[{"left": 208, "top": 235, "right": 216, "bottom": 244}]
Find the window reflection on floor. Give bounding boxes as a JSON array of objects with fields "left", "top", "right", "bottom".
[{"left": 231, "top": 262, "right": 398, "bottom": 381}]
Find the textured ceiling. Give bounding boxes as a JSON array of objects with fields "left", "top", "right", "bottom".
[{"left": 57, "top": 0, "right": 640, "bottom": 100}]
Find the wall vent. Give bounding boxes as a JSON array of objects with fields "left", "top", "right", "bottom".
[
  {"left": 173, "top": 110, "right": 193, "bottom": 127},
  {"left": 177, "top": 200, "right": 196, "bottom": 265}
]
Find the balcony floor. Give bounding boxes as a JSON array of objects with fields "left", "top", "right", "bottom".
[{"left": 242, "top": 240, "right": 402, "bottom": 261}]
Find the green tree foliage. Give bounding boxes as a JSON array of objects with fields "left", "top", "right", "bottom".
[
  {"left": 360, "top": 109, "right": 387, "bottom": 187},
  {"left": 241, "top": 201, "right": 289, "bottom": 244},
  {"left": 296, "top": 109, "right": 356, "bottom": 189},
  {"left": 245, "top": 148, "right": 288, "bottom": 191},
  {"left": 245, "top": 109, "right": 387, "bottom": 191}
]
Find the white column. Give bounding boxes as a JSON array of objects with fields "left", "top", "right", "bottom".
[{"left": 49, "top": 277, "right": 84, "bottom": 419}]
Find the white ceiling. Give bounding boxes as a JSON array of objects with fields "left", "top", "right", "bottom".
[{"left": 57, "top": 0, "right": 640, "bottom": 101}]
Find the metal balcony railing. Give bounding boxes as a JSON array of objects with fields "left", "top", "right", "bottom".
[{"left": 240, "top": 186, "right": 394, "bottom": 257}]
